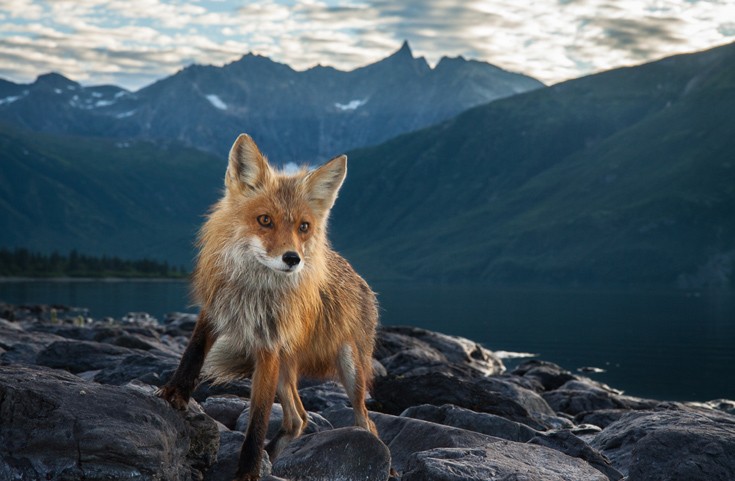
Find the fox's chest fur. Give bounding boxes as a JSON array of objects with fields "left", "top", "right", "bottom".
[{"left": 196, "top": 241, "right": 323, "bottom": 380}]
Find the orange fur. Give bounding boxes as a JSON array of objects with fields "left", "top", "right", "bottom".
[{"left": 163, "top": 134, "right": 379, "bottom": 480}]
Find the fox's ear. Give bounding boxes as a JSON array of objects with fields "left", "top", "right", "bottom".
[
  {"left": 226, "top": 134, "right": 272, "bottom": 194},
  {"left": 304, "top": 154, "right": 347, "bottom": 215}
]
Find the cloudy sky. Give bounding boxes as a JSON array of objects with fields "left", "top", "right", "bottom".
[{"left": 1, "top": 0, "right": 733, "bottom": 90}]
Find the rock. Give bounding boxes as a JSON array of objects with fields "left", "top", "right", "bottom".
[
  {"left": 0, "top": 323, "right": 67, "bottom": 364},
  {"left": 400, "top": 404, "right": 540, "bottom": 442},
  {"left": 201, "top": 396, "right": 249, "bottom": 430},
  {"left": 121, "top": 311, "right": 159, "bottom": 327},
  {"left": 272, "top": 427, "right": 391, "bottom": 481},
  {"left": 297, "top": 380, "right": 350, "bottom": 412},
  {"left": 529, "top": 430, "right": 623, "bottom": 481},
  {"left": 35, "top": 339, "right": 136, "bottom": 373},
  {"left": 93, "top": 352, "right": 178, "bottom": 386},
  {"left": 591, "top": 410, "right": 735, "bottom": 481},
  {"left": 543, "top": 379, "right": 659, "bottom": 417},
  {"left": 192, "top": 378, "right": 252, "bottom": 402},
  {"left": 203, "top": 430, "right": 274, "bottom": 481},
  {"left": 325, "top": 407, "right": 503, "bottom": 473},
  {"left": 513, "top": 359, "right": 577, "bottom": 392},
  {"left": 0, "top": 364, "right": 219, "bottom": 480},
  {"left": 401, "top": 443, "right": 609, "bottom": 481},
  {"left": 574, "top": 409, "right": 633, "bottom": 429},
  {"left": 163, "top": 312, "right": 198, "bottom": 337},
  {"left": 375, "top": 326, "right": 504, "bottom": 377},
  {"left": 235, "top": 403, "right": 333, "bottom": 438},
  {"left": 372, "top": 371, "right": 549, "bottom": 429}
]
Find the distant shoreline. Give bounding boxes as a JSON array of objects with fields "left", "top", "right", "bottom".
[{"left": 0, "top": 277, "right": 189, "bottom": 283}]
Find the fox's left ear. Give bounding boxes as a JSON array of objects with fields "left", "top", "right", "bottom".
[{"left": 304, "top": 155, "right": 347, "bottom": 215}]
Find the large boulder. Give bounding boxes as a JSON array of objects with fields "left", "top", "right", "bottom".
[
  {"left": 272, "top": 427, "right": 391, "bottom": 481},
  {"left": 401, "top": 443, "right": 609, "bottom": 481},
  {"left": 400, "top": 403, "right": 540, "bottom": 442},
  {"left": 591, "top": 409, "right": 735, "bottom": 481},
  {"left": 375, "top": 326, "right": 504, "bottom": 378},
  {"left": 372, "top": 371, "right": 551, "bottom": 429},
  {"left": 0, "top": 364, "right": 219, "bottom": 481}
]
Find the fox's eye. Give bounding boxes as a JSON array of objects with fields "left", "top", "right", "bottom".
[
  {"left": 299, "top": 222, "right": 310, "bottom": 233},
  {"left": 257, "top": 215, "right": 273, "bottom": 227}
]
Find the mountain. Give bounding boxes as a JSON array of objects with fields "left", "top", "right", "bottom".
[
  {"left": 0, "top": 123, "right": 222, "bottom": 264},
  {"left": 0, "top": 42, "right": 543, "bottom": 162},
  {"left": 330, "top": 42, "right": 735, "bottom": 287},
  {"left": 3, "top": 42, "right": 733, "bottom": 287}
]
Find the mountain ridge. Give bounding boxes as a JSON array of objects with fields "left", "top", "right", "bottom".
[{"left": 0, "top": 42, "right": 544, "bottom": 162}]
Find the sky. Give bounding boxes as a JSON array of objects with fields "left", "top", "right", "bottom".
[{"left": 1, "top": 0, "right": 734, "bottom": 91}]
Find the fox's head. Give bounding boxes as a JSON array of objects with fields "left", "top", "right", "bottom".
[{"left": 218, "top": 133, "right": 346, "bottom": 276}]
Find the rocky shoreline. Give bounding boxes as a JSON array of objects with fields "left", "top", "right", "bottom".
[{"left": 1, "top": 303, "right": 734, "bottom": 480}]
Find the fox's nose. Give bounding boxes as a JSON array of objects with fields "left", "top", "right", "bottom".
[{"left": 282, "top": 251, "right": 301, "bottom": 267}]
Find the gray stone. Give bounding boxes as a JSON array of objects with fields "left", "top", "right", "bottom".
[
  {"left": 372, "top": 371, "right": 548, "bottom": 429},
  {"left": 203, "top": 430, "right": 273, "bottom": 481},
  {"left": 512, "top": 359, "right": 577, "bottom": 392},
  {"left": 401, "top": 443, "right": 609, "bottom": 481},
  {"left": 400, "top": 404, "right": 540, "bottom": 442},
  {"left": 591, "top": 409, "right": 735, "bottom": 481},
  {"left": 543, "top": 379, "right": 658, "bottom": 416},
  {"left": 375, "top": 326, "right": 504, "bottom": 378},
  {"left": 325, "top": 407, "right": 504, "bottom": 473},
  {"left": 93, "top": 352, "right": 178, "bottom": 386},
  {"left": 529, "top": 430, "right": 623, "bottom": 481},
  {"left": 36, "top": 339, "right": 136, "bottom": 373},
  {"left": 235, "top": 403, "right": 333, "bottom": 439},
  {"left": 0, "top": 364, "right": 219, "bottom": 481},
  {"left": 298, "top": 380, "right": 350, "bottom": 412},
  {"left": 272, "top": 427, "right": 391, "bottom": 481},
  {"left": 202, "top": 396, "right": 249, "bottom": 430}
]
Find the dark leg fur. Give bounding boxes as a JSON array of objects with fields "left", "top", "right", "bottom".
[
  {"left": 157, "top": 311, "right": 216, "bottom": 410},
  {"left": 235, "top": 350, "right": 280, "bottom": 481}
]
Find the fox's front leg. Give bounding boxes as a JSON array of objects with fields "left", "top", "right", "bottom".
[
  {"left": 235, "top": 350, "right": 280, "bottom": 481},
  {"left": 158, "top": 311, "right": 217, "bottom": 410}
]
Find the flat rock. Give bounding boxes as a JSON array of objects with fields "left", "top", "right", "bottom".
[
  {"left": 375, "top": 326, "right": 504, "bottom": 378},
  {"left": 529, "top": 430, "right": 623, "bottom": 481},
  {"left": 235, "top": 402, "right": 333, "bottom": 438},
  {"left": 298, "top": 380, "right": 351, "bottom": 412},
  {"left": 325, "top": 407, "right": 505, "bottom": 473},
  {"left": 35, "top": 339, "right": 137, "bottom": 373},
  {"left": 202, "top": 396, "right": 249, "bottom": 430},
  {"left": 372, "top": 371, "right": 549, "bottom": 429},
  {"left": 401, "top": 443, "right": 609, "bottom": 481},
  {"left": 93, "top": 352, "right": 178, "bottom": 386},
  {"left": 401, "top": 404, "right": 540, "bottom": 442},
  {"left": 272, "top": 427, "right": 391, "bottom": 481},
  {"left": 591, "top": 409, "right": 735, "bottom": 481},
  {"left": 0, "top": 364, "right": 219, "bottom": 481},
  {"left": 543, "top": 379, "right": 659, "bottom": 417}
]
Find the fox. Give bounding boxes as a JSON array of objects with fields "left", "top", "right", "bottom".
[{"left": 157, "top": 134, "right": 379, "bottom": 481}]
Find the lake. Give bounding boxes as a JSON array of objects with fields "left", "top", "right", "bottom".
[{"left": 1, "top": 279, "right": 733, "bottom": 403}]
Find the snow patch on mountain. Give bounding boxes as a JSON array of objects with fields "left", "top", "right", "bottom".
[
  {"left": 206, "top": 94, "right": 227, "bottom": 110},
  {"left": 335, "top": 99, "right": 367, "bottom": 111}
]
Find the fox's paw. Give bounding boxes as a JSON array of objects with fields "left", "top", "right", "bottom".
[{"left": 156, "top": 384, "right": 190, "bottom": 411}]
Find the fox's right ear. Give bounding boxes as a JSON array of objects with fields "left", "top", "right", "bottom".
[{"left": 225, "top": 134, "right": 272, "bottom": 194}]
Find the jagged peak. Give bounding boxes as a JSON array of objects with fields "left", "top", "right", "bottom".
[
  {"left": 34, "top": 72, "right": 79, "bottom": 88},
  {"left": 396, "top": 40, "right": 412, "bottom": 57}
]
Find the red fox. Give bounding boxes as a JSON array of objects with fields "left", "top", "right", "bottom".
[{"left": 157, "top": 134, "right": 379, "bottom": 480}]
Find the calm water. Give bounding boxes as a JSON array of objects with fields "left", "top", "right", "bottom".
[{"left": 1, "top": 279, "right": 733, "bottom": 402}]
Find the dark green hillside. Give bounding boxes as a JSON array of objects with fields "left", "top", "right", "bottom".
[
  {"left": 0, "top": 124, "right": 222, "bottom": 265},
  {"left": 331, "top": 42, "right": 735, "bottom": 287}
]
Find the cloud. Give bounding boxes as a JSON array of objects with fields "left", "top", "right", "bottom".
[{"left": 0, "top": 0, "right": 733, "bottom": 90}]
